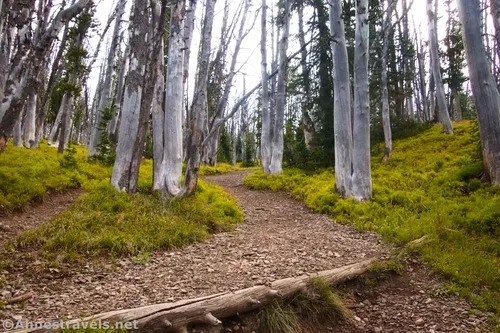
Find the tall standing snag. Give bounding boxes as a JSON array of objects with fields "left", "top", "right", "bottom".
[
  {"left": 427, "top": 0, "right": 453, "bottom": 134},
  {"left": 381, "top": 0, "right": 396, "bottom": 162},
  {"left": 352, "top": 0, "right": 372, "bottom": 200},
  {"left": 111, "top": 0, "right": 151, "bottom": 192},
  {"left": 157, "top": 0, "right": 186, "bottom": 197},
  {"left": 260, "top": 0, "right": 272, "bottom": 174},
  {"left": 183, "top": 0, "right": 216, "bottom": 196},
  {"left": 457, "top": 0, "right": 500, "bottom": 185},
  {"left": 269, "top": 0, "right": 292, "bottom": 175},
  {"left": 329, "top": 0, "right": 353, "bottom": 197}
]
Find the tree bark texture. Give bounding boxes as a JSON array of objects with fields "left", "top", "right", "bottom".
[{"left": 458, "top": 0, "right": 500, "bottom": 184}]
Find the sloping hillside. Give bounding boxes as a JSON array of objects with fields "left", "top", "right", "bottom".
[{"left": 245, "top": 121, "right": 500, "bottom": 316}]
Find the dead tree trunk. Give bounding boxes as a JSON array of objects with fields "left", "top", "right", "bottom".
[
  {"left": 297, "top": 4, "right": 315, "bottom": 150},
  {"left": 269, "top": 0, "right": 292, "bottom": 175},
  {"left": 88, "top": 0, "right": 127, "bottom": 157},
  {"left": 352, "top": 0, "right": 372, "bottom": 201},
  {"left": 204, "top": 0, "right": 253, "bottom": 166},
  {"left": 260, "top": 0, "right": 272, "bottom": 174},
  {"left": 458, "top": 0, "right": 500, "bottom": 185},
  {"left": 111, "top": 0, "right": 152, "bottom": 192},
  {"left": 415, "top": 31, "right": 429, "bottom": 122},
  {"left": 22, "top": 92, "right": 36, "bottom": 148},
  {"left": 381, "top": 0, "right": 396, "bottom": 162},
  {"left": 13, "top": 259, "right": 375, "bottom": 333},
  {"left": 156, "top": 0, "right": 186, "bottom": 196},
  {"left": 427, "top": 0, "right": 453, "bottom": 133},
  {"left": 0, "top": 0, "right": 92, "bottom": 150},
  {"left": 330, "top": 0, "right": 353, "bottom": 197},
  {"left": 182, "top": 0, "right": 215, "bottom": 196}
]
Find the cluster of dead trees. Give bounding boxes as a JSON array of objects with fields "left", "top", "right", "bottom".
[{"left": 0, "top": 0, "right": 499, "bottom": 199}]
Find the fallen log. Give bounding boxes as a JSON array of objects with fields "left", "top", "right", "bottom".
[{"left": 13, "top": 258, "right": 376, "bottom": 333}]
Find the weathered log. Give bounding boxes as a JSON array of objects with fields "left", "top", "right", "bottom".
[{"left": 13, "top": 259, "right": 375, "bottom": 333}]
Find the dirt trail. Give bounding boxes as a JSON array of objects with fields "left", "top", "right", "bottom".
[
  {"left": 0, "top": 172, "right": 492, "bottom": 332},
  {"left": 0, "top": 189, "right": 82, "bottom": 249}
]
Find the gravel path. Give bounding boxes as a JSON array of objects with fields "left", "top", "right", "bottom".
[{"left": 0, "top": 171, "right": 492, "bottom": 332}]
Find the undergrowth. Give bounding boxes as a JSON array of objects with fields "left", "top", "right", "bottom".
[
  {"left": 0, "top": 142, "right": 110, "bottom": 214},
  {"left": 260, "top": 277, "right": 351, "bottom": 333},
  {"left": 245, "top": 122, "right": 500, "bottom": 317},
  {"left": 0, "top": 142, "right": 243, "bottom": 216},
  {"left": 15, "top": 161, "right": 243, "bottom": 261},
  {"left": 2, "top": 142, "right": 244, "bottom": 261}
]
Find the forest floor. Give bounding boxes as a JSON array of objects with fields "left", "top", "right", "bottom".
[{"left": 0, "top": 171, "right": 493, "bottom": 332}]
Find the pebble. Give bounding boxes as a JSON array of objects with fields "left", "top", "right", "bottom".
[{"left": 415, "top": 318, "right": 425, "bottom": 326}]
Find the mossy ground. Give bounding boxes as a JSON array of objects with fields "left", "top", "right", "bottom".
[
  {"left": 0, "top": 142, "right": 110, "bottom": 214},
  {"left": 0, "top": 144, "right": 243, "bottom": 262},
  {"left": 245, "top": 122, "right": 500, "bottom": 316}
]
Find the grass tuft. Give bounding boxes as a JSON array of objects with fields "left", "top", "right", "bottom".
[
  {"left": 260, "top": 302, "right": 301, "bottom": 333},
  {"left": 260, "top": 277, "right": 351, "bottom": 333}
]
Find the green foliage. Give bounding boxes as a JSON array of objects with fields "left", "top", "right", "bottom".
[
  {"left": 242, "top": 132, "right": 256, "bottom": 167},
  {"left": 0, "top": 143, "right": 110, "bottom": 214},
  {"left": 91, "top": 103, "right": 116, "bottom": 165},
  {"left": 198, "top": 163, "right": 244, "bottom": 175},
  {"left": 16, "top": 162, "right": 243, "bottom": 261},
  {"left": 245, "top": 122, "right": 500, "bottom": 316},
  {"left": 59, "top": 144, "right": 78, "bottom": 169},
  {"left": 217, "top": 127, "right": 233, "bottom": 164}
]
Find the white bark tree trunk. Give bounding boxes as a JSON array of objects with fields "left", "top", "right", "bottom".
[
  {"left": 22, "top": 92, "right": 36, "bottom": 148},
  {"left": 157, "top": 0, "right": 186, "bottom": 197},
  {"left": 48, "top": 95, "right": 66, "bottom": 145},
  {"left": 108, "top": 42, "right": 129, "bottom": 143},
  {"left": 57, "top": 91, "right": 75, "bottom": 153},
  {"left": 381, "top": 0, "right": 395, "bottom": 162},
  {"left": 297, "top": 4, "right": 315, "bottom": 150},
  {"left": 13, "top": 111, "right": 22, "bottom": 147},
  {"left": 204, "top": 0, "right": 251, "bottom": 166},
  {"left": 182, "top": 0, "right": 216, "bottom": 196},
  {"left": 269, "top": 0, "right": 292, "bottom": 175},
  {"left": 427, "top": 0, "right": 453, "bottom": 134},
  {"left": 457, "top": 0, "right": 500, "bottom": 184},
  {"left": 330, "top": 0, "right": 353, "bottom": 197},
  {"left": 152, "top": 44, "right": 165, "bottom": 190},
  {"left": 111, "top": 0, "right": 151, "bottom": 192},
  {"left": 88, "top": 0, "right": 127, "bottom": 157},
  {"left": 352, "top": 0, "right": 372, "bottom": 201},
  {"left": 416, "top": 35, "right": 429, "bottom": 122},
  {"left": 0, "top": 0, "right": 92, "bottom": 150},
  {"left": 260, "top": 0, "right": 272, "bottom": 174}
]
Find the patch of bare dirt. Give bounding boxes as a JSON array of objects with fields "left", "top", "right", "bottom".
[
  {"left": 0, "top": 189, "right": 82, "bottom": 249},
  {"left": 0, "top": 172, "right": 493, "bottom": 332}
]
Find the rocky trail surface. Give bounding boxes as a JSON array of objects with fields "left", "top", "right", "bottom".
[{"left": 0, "top": 172, "right": 492, "bottom": 332}]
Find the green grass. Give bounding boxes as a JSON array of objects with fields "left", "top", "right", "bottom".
[
  {"left": 15, "top": 161, "right": 243, "bottom": 261},
  {"left": 0, "top": 142, "right": 110, "bottom": 214},
  {"left": 245, "top": 121, "right": 500, "bottom": 316},
  {"left": 0, "top": 142, "right": 244, "bottom": 261}
]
